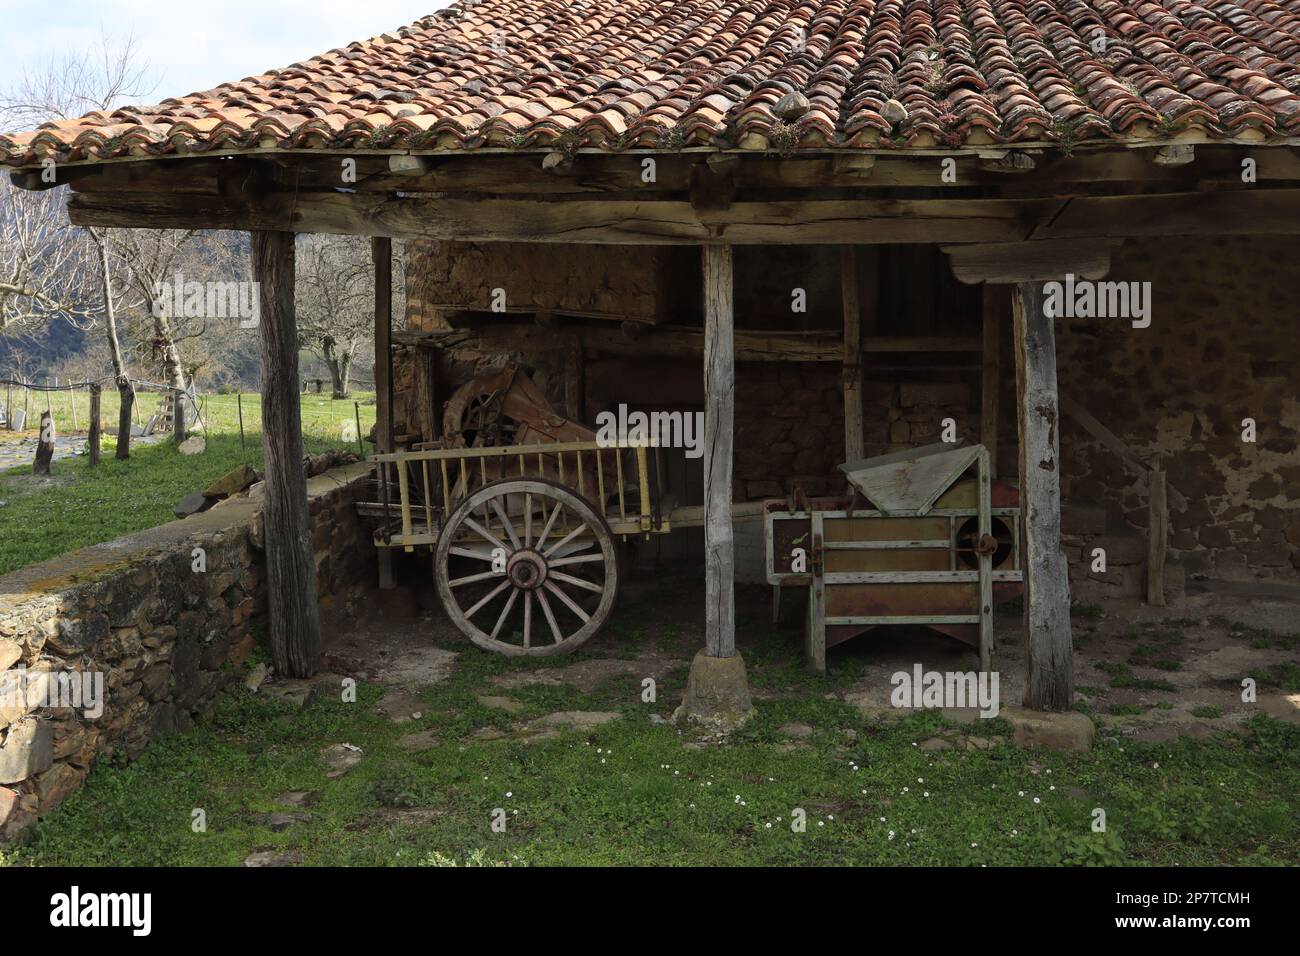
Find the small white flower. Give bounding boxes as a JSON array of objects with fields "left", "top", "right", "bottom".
[
  {"left": 880, "top": 816, "right": 887, "bottom": 822},
  {"left": 902, "top": 787, "right": 909, "bottom": 793},
  {"left": 917, "top": 777, "right": 923, "bottom": 783},
  {"left": 1018, "top": 790, "right": 1025, "bottom": 797},
  {"left": 971, "top": 842, "right": 978, "bottom": 848},
  {"left": 765, "top": 822, "right": 772, "bottom": 829},
  {"left": 888, "top": 830, "right": 896, "bottom": 840},
  {"left": 923, "top": 791, "right": 930, "bottom": 798},
  {"left": 1033, "top": 797, "right": 1040, "bottom": 804},
  {"left": 818, "top": 821, "right": 824, "bottom": 827},
  {"left": 506, "top": 791, "right": 513, "bottom": 797}
]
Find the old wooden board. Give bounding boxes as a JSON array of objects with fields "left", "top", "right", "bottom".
[{"left": 840, "top": 442, "right": 983, "bottom": 516}]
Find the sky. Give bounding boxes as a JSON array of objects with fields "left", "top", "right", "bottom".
[{"left": 0, "top": 0, "right": 454, "bottom": 108}]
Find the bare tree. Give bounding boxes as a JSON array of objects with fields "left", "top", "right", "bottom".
[
  {"left": 1, "top": 31, "right": 155, "bottom": 455},
  {"left": 296, "top": 235, "right": 375, "bottom": 398}
]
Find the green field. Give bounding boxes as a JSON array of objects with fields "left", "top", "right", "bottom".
[{"left": 0, "top": 392, "right": 376, "bottom": 576}]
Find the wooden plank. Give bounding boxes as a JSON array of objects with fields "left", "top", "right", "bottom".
[
  {"left": 945, "top": 239, "right": 1118, "bottom": 284},
  {"left": 373, "top": 237, "right": 393, "bottom": 454},
  {"left": 980, "top": 284, "right": 1005, "bottom": 478},
  {"left": 66, "top": 190, "right": 1053, "bottom": 245},
  {"left": 703, "top": 243, "right": 736, "bottom": 658},
  {"left": 1148, "top": 463, "right": 1168, "bottom": 607},
  {"left": 841, "top": 246, "right": 864, "bottom": 462},
  {"left": 251, "top": 229, "right": 322, "bottom": 678},
  {"left": 47, "top": 146, "right": 1300, "bottom": 200},
  {"left": 840, "top": 442, "right": 982, "bottom": 516},
  {"left": 411, "top": 345, "right": 437, "bottom": 444},
  {"left": 807, "top": 513, "right": 827, "bottom": 674},
  {"left": 1013, "top": 281, "right": 1073, "bottom": 711},
  {"left": 1032, "top": 190, "right": 1300, "bottom": 239}
]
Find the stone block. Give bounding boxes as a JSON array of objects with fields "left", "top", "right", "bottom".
[
  {"left": 673, "top": 650, "right": 755, "bottom": 732},
  {"left": 1002, "top": 706, "right": 1094, "bottom": 752},
  {"left": 0, "top": 718, "right": 54, "bottom": 784}
]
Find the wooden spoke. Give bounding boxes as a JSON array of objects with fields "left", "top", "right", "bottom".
[
  {"left": 544, "top": 580, "right": 591, "bottom": 622},
  {"left": 524, "top": 493, "right": 532, "bottom": 547},
  {"left": 449, "top": 569, "right": 504, "bottom": 589},
  {"left": 449, "top": 546, "right": 496, "bottom": 562},
  {"left": 462, "top": 515, "right": 508, "bottom": 553},
  {"left": 490, "top": 587, "right": 520, "bottom": 641},
  {"left": 523, "top": 590, "right": 533, "bottom": 649},
  {"left": 548, "top": 553, "right": 606, "bottom": 568},
  {"left": 544, "top": 523, "right": 588, "bottom": 558},
  {"left": 535, "top": 499, "right": 562, "bottom": 550},
  {"left": 536, "top": 588, "right": 564, "bottom": 644},
  {"left": 490, "top": 496, "right": 522, "bottom": 550},
  {"left": 464, "top": 579, "right": 511, "bottom": 619},
  {"left": 550, "top": 570, "right": 604, "bottom": 594}
]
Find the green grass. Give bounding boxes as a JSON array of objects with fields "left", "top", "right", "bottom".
[
  {"left": 0, "top": 393, "right": 376, "bottom": 576},
  {"left": 8, "top": 627, "right": 1299, "bottom": 867}
]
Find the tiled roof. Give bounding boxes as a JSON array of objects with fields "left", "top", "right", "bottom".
[{"left": 4, "top": 0, "right": 1300, "bottom": 166}]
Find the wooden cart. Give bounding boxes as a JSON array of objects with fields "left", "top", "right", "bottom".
[{"left": 368, "top": 439, "right": 760, "bottom": 656}]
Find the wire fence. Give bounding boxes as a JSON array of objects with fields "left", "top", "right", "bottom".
[{"left": 1, "top": 374, "right": 378, "bottom": 468}]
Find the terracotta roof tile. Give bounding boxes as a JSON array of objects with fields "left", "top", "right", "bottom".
[{"left": 3, "top": 0, "right": 1299, "bottom": 165}]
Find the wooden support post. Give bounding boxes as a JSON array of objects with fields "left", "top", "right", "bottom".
[
  {"left": 33, "top": 411, "right": 53, "bottom": 475},
  {"left": 841, "top": 246, "right": 864, "bottom": 463},
  {"left": 1013, "top": 282, "right": 1073, "bottom": 711},
  {"left": 977, "top": 446, "right": 994, "bottom": 672},
  {"left": 1147, "top": 461, "right": 1168, "bottom": 607},
  {"left": 703, "top": 243, "right": 736, "bottom": 658},
  {"left": 981, "top": 284, "right": 1004, "bottom": 477},
  {"left": 88, "top": 385, "right": 101, "bottom": 467},
  {"left": 252, "top": 230, "right": 322, "bottom": 678},
  {"left": 373, "top": 236, "right": 396, "bottom": 590},
  {"left": 172, "top": 389, "right": 185, "bottom": 443},
  {"left": 373, "top": 237, "right": 394, "bottom": 455}
]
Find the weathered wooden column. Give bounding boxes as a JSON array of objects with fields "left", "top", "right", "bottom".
[
  {"left": 252, "top": 230, "right": 322, "bottom": 678},
  {"left": 33, "top": 410, "right": 53, "bottom": 475},
  {"left": 675, "top": 243, "right": 754, "bottom": 730},
  {"left": 373, "top": 237, "right": 396, "bottom": 589},
  {"left": 1013, "top": 282, "right": 1073, "bottom": 711}
]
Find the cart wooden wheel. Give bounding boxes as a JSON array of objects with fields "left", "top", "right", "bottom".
[{"left": 434, "top": 477, "right": 619, "bottom": 656}]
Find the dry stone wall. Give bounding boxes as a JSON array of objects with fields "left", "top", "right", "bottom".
[{"left": 0, "top": 463, "right": 372, "bottom": 841}]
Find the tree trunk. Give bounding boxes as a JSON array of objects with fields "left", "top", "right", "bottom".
[
  {"left": 155, "top": 308, "right": 187, "bottom": 392},
  {"left": 93, "top": 230, "right": 135, "bottom": 460},
  {"left": 252, "top": 230, "right": 322, "bottom": 678}
]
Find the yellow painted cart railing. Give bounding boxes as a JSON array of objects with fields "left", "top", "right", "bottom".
[{"left": 369, "top": 440, "right": 664, "bottom": 550}]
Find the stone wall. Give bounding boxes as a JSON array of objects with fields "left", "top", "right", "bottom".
[
  {"left": 1055, "top": 235, "right": 1300, "bottom": 594},
  {"left": 0, "top": 463, "right": 372, "bottom": 841}
]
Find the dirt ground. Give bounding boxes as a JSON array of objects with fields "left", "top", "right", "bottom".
[{"left": 320, "top": 556, "right": 1300, "bottom": 745}]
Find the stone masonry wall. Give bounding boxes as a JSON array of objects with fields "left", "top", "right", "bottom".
[
  {"left": 0, "top": 463, "right": 372, "bottom": 841},
  {"left": 1055, "top": 235, "right": 1300, "bottom": 594}
]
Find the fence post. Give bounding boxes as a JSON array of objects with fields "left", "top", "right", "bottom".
[
  {"left": 88, "top": 385, "right": 102, "bottom": 466},
  {"left": 173, "top": 389, "right": 186, "bottom": 443},
  {"left": 34, "top": 410, "right": 54, "bottom": 475}
]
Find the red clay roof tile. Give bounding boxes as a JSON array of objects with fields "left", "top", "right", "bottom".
[{"left": 2, "top": 0, "right": 1298, "bottom": 166}]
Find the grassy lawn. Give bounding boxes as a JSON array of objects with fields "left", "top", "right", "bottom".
[
  {"left": 6, "top": 618, "right": 1296, "bottom": 867},
  {"left": 0, "top": 392, "right": 376, "bottom": 576}
]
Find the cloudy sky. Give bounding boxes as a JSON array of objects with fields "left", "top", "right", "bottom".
[{"left": 0, "top": 0, "right": 454, "bottom": 108}]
